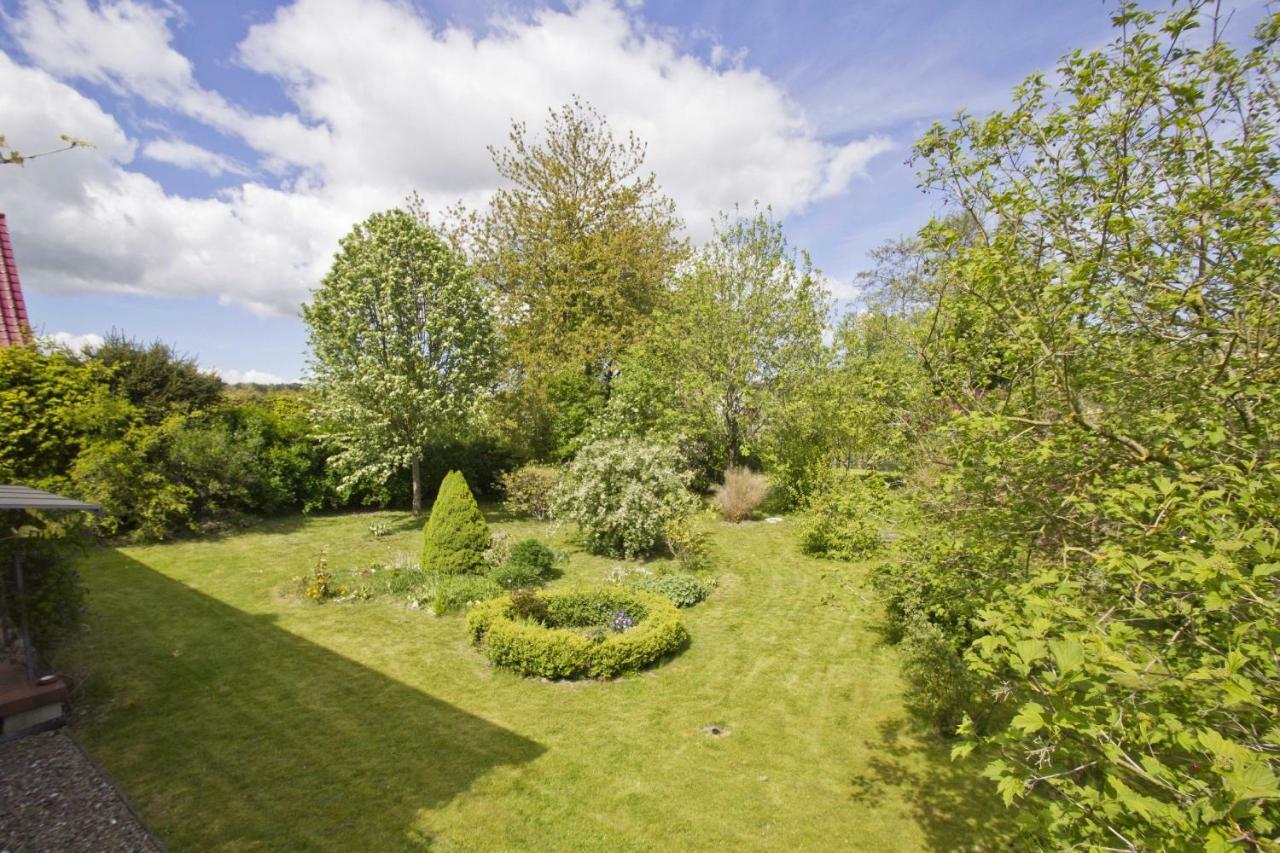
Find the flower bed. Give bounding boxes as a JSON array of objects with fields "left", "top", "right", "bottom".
[{"left": 466, "top": 588, "right": 688, "bottom": 679}]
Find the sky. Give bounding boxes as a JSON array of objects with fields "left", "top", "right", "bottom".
[{"left": 0, "top": 0, "right": 1268, "bottom": 382}]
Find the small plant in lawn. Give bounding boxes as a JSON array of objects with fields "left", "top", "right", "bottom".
[
  {"left": 426, "top": 574, "right": 503, "bottom": 616},
  {"left": 368, "top": 522, "right": 389, "bottom": 538},
  {"left": 713, "top": 466, "right": 769, "bottom": 522},
  {"left": 298, "top": 547, "right": 348, "bottom": 602},
  {"left": 634, "top": 573, "right": 709, "bottom": 608},
  {"left": 422, "top": 470, "right": 490, "bottom": 574},
  {"left": 662, "top": 515, "right": 711, "bottom": 569}
]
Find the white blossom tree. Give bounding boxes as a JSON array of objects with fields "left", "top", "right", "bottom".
[{"left": 304, "top": 208, "right": 498, "bottom": 514}]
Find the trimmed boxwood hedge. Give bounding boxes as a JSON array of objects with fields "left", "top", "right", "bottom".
[{"left": 466, "top": 588, "right": 688, "bottom": 679}]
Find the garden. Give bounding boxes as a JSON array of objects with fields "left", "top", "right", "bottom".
[
  {"left": 55, "top": 499, "right": 1011, "bottom": 850},
  {"left": 2, "top": 3, "right": 1276, "bottom": 849}
]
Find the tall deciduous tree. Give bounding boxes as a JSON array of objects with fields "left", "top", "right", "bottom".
[
  {"left": 645, "top": 208, "right": 828, "bottom": 472},
  {"left": 887, "top": 2, "right": 1280, "bottom": 846},
  {"left": 304, "top": 209, "right": 497, "bottom": 515},
  {"left": 462, "top": 98, "right": 686, "bottom": 454}
]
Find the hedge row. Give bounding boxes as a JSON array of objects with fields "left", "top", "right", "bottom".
[{"left": 466, "top": 588, "right": 687, "bottom": 679}]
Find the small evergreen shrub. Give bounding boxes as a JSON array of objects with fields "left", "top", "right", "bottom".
[
  {"left": 507, "top": 539, "right": 556, "bottom": 576},
  {"left": 634, "top": 573, "right": 709, "bottom": 608},
  {"left": 498, "top": 464, "right": 560, "bottom": 520},
  {"left": 798, "top": 473, "right": 891, "bottom": 561},
  {"left": 467, "top": 588, "right": 687, "bottom": 679},
  {"left": 713, "top": 466, "right": 769, "bottom": 522},
  {"left": 553, "top": 438, "right": 695, "bottom": 559},
  {"left": 421, "top": 470, "right": 490, "bottom": 574},
  {"left": 428, "top": 574, "right": 503, "bottom": 616}
]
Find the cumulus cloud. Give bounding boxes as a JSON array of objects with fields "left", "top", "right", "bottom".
[
  {"left": 42, "top": 330, "right": 105, "bottom": 353},
  {"left": 3, "top": 0, "right": 892, "bottom": 315},
  {"left": 209, "top": 367, "right": 291, "bottom": 385}
]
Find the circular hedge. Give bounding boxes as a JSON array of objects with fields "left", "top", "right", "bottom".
[{"left": 466, "top": 588, "right": 688, "bottom": 679}]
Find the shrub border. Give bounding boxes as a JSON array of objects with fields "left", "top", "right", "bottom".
[{"left": 466, "top": 587, "right": 688, "bottom": 679}]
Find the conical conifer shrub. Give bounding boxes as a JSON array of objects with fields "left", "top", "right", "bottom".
[{"left": 421, "top": 470, "right": 490, "bottom": 574}]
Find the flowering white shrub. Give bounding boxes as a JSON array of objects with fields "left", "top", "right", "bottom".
[{"left": 553, "top": 438, "right": 695, "bottom": 559}]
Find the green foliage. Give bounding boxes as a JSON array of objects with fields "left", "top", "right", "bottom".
[
  {"left": 798, "top": 474, "right": 890, "bottom": 561},
  {"left": 552, "top": 438, "right": 695, "bottom": 559},
  {"left": 506, "top": 539, "right": 556, "bottom": 577},
  {"left": 891, "top": 3, "right": 1280, "bottom": 846},
  {"left": 71, "top": 401, "right": 325, "bottom": 541},
  {"left": 428, "top": 574, "right": 503, "bottom": 616},
  {"left": 304, "top": 207, "right": 498, "bottom": 514},
  {"left": 633, "top": 573, "right": 709, "bottom": 608},
  {"left": 467, "top": 588, "right": 687, "bottom": 679},
  {"left": 0, "top": 343, "right": 131, "bottom": 491},
  {"left": 421, "top": 471, "right": 491, "bottom": 574},
  {"left": 661, "top": 514, "right": 711, "bottom": 570},
  {"left": 872, "top": 535, "right": 998, "bottom": 646},
  {"left": 0, "top": 514, "right": 90, "bottom": 653},
  {"left": 80, "top": 331, "right": 224, "bottom": 423},
  {"left": 592, "top": 208, "right": 828, "bottom": 478},
  {"left": 898, "top": 616, "right": 973, "bottom": 736},
  {"left": 762, "top": 310, "right": 933, "bottom": 507},
  {"left": 465, "top": 97, "right": 686, "bottom": 418},
  {"left": 498, "top": 464, "right": 560, "bottom": 520}
]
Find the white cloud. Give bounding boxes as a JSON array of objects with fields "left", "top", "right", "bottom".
[
  {"left": 3, "top": 0, "right": 893, "bottom": 316},
  {"left": 209, "top": 367, "right": 290, "bottom": 385},
  {"left": 141, "top": 138, "right": 249, "bottom": 176},
  {"left": 42, "top": 330, "right": 105, "bottom": 353}
]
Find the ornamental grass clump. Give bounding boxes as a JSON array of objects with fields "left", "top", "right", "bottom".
[
  {"left": 713, "top": 466, "right": 769, "bottom": 522},
  {"left": 421, "top": 471, "right": 490, "bottom": 574}
]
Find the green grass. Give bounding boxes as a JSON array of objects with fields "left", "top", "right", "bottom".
[{"left": 58, "top": 508, "right": 1010, "bottom": 851}]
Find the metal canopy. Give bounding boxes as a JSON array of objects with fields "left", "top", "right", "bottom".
[{"left": 0, "top": 484, "right": 102, "bottom": 515}]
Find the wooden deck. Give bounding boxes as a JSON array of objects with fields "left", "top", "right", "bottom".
[{"left": 0, "top": 659, "right": 67, "bottom": 737}]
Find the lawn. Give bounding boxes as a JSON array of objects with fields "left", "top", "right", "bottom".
[{"left": 57, "top": 508, "right": 1010, "bottom": 851}]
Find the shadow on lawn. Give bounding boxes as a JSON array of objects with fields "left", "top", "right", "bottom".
[
  {"left": 65, "top": 550, "right": 544, "bottom": 851},
  {"left": 849, "top": 719, "right": 1017, "bottom": 850}
]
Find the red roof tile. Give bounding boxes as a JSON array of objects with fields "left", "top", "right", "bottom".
[{"left": 0, "top": 213, "right": 31, "bottom": 346}]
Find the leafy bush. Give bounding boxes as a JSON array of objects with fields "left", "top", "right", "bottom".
[
  {"left": 428, "top": 574, "right": 503, "bottom": 616},
  {"left": 490, "top": 562, "right": 544, "bottom": 590},
  {"left": 467, "top": 588, "right": 687, "bottom": 679},
  {"left": 421, "top": 471, "right": 490, "bottom": 574},
  {"left": 662, "top": 515, "right": 711, "bottom": 569},
  {"left": 898, "top": 616, "right": 972, "bottom": 735},
  {"left": 508, "top": 538, "right": 556, "bottom": 574},
  {"left": 634, "top": 573, "right": 708, "bottom": 608},
  {"left": 508, "top": 588, "right": 548, "bottom": 622},
  {"left": 872, "top": 535, "right": 998, "bottom": 645},
  {"left": 798, "top": 474, "right": 890, "bottom": 561},
  {"left": 713, "top": 466, "right": 768, "bottom": 522},
  {"left": 552, "top": 438, "right": 694, "bottom": 559},
  {"left": 498, "top": 464, "right": 559, "bottom": 520}
]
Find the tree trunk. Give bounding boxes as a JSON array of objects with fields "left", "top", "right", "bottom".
[{"left": 411, "top": 455, "right": 423, "bottom": 516}]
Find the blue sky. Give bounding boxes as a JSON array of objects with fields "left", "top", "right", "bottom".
[{"left": 0, "top": 0, "right": 1265, "bottom": 382}]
